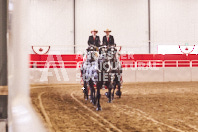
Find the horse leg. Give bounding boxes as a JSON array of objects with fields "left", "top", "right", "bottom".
[
  {"left": 89, "top": 80, "right": 94, "bottom": 104},
  {"left": 96, "top": 81, "right": 102, "bottom": 111},
  {"left": 92, "top": 81, "right": 96, "bottom": 105},
  {"left": 118, "top": 81, "right": 121, "bottom": 98},
  {"left": 84, "top": 81, "right": 88, "bottom": 100},
  {"left": 112, "top": 81, "right": 116, "bottom": 100},
  {"left": 107, "top": 81, "right": 112, "bottom": 103}
]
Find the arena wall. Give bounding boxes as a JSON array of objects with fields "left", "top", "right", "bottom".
[
  {"left": 28, "top": 0, "right": 198, "bottom": 54},
  {"left": 30, "top": 67, "right": 198, "bottom": 84},
  {"left": 28, "top": 0, "right": 74, "bottom": 54},
  {"left": 29, "top": 54, "right": 198, "bottom": 84},
  {"left": 151, "top": 0, "right": 198, "bottom": 53}
]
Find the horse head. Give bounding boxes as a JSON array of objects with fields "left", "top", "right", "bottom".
[
  {"left": 107, "top": 46, "right": 118, "bottom": 61},
  {"left": 97, "top": 46, "right": 111, "bottom": 72},
  {"left": 86, "top": 45, "right": 98, "bottom": 62}
]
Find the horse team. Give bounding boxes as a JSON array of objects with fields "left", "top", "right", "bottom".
[{"left": 81, "top": 45, "right": 123, "bottom": 111}]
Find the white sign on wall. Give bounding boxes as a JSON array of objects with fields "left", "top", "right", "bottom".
[{"left": 158, "top": 45, "right": 198, "bottom": 54}]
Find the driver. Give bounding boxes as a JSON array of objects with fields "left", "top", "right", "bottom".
[{"left": 88, "top": 29, "right": 101, "bottom": 48}]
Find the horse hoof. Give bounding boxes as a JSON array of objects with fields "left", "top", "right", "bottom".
[
  {"left": 107, "top": 100, "right": 112, "bottom": 103},
  {"left": 96, "top": 107, "right": 102, "bottom": 111},
  {"left": 90, "top": 100, "right": 93, "bottom": 103},
  {"left": 85, "top": 98, "right": 88, "bottom": 101}
]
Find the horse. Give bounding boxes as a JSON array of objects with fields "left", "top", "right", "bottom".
[
  {"left": 81, "top": 60, "right": 88, "bottom": 100},
  {"left": 107, "top": 46, "right": 123, "bottom": 99},
  {"left": 81, "top": 45, "right": 98, "bottom": 103},
  {"left": 95, "top": 45, "right": 114, "bottom": 110},
  {"left": 81, "top": 45, "right": 121, "bottom": 111}
]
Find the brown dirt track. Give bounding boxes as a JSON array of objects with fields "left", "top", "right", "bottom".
[{"left": 30, "top": 82, "right": 198, "bottom": 132}]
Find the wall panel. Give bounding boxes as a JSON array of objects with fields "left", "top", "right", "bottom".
[
  {"left": 75, "top": 0, "right": 149, "bottom": 54},
  {"left": 29, "top": 0, "right": 74, "bottom": 54},
  {"left": 151, "top": 0, "right": 198, "bottom": 53}
]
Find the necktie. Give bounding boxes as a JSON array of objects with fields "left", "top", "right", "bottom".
[
  {"left": 93, "top": 36, "right": 95, "bottom": 41},
  {"left": 107, "top": 37, "right": 109, "bottom": 42}
]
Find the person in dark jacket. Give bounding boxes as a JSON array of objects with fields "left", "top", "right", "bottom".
[
  {"left": 88, "top": 29, "right": 101, "bottom": 48},
  {"left": 102, "top": 29, "right": 115, "bottom": 47}
]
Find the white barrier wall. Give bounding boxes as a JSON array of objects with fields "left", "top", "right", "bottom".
[
  {"left": 30, "top": 68, "right": 81, "bottom": 84},
  {"left": 30, "top": 68, "right": 198, "bottom": 84}
]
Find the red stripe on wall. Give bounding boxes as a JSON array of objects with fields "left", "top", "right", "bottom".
[{"left": 30, "top": 54, "right": 198, "bottom": 68}]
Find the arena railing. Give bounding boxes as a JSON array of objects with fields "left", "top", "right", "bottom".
[
  {"left": 30, "top": 61, "right": 82, "bottom": 68},
  {"left": 29, "top": 60, "right": 198, "bottom": 68}
]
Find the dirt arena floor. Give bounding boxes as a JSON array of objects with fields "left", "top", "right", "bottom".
[{"left": 30, "top": 82, "right": 198, "bottom": 132}]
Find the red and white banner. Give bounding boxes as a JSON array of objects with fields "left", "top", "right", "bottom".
[
  {"left": 158, "top": 45, "right": 198, "bottom": 54},
  {"left": 30, "top": 54, "right": 198, "bottom": 68}
]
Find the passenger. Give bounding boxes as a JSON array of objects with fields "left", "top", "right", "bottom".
[{"left": 102, "top": 29, "right": 115, "bottom": 47}]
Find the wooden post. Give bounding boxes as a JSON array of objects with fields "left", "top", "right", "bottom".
[{"left": 0, "top": 0, "right": 7, "bottom": 86}]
